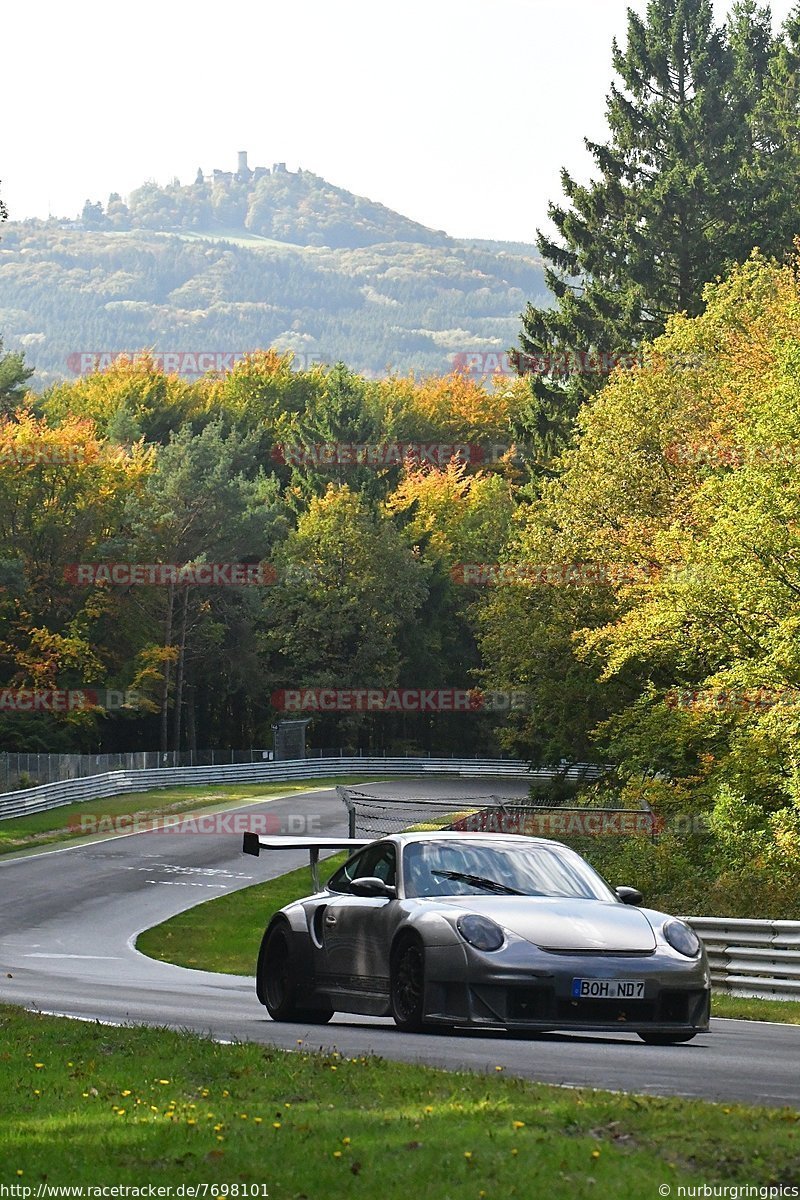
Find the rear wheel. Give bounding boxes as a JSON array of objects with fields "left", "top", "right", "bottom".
[
  {"left": 638, "top": 1030, "right": 698, "bottom": 1045},
  {"left": 258, "top": 924, "right": 333, "bottom": 1024},
  {"left": 390, "top": 936, "right": 427, "bottom": 1032}
]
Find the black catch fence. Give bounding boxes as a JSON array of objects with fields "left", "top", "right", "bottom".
[{"left": 337, "top": 787, "right": 659, "bottom": 844}]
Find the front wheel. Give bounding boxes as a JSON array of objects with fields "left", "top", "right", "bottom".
[
  {"left": 638, "top": 1030, "right": 698, "bottom": 1045},
  {"left": 390, "top": 936, "right": 427, "bottom": 1032},
  {"left": 257, "top": 923, "right": 334, "bottom": 1024}
]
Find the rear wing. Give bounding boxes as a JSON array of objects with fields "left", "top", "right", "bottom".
[{"left": 242, "top": 833, "right": 371, "bottom": 890}]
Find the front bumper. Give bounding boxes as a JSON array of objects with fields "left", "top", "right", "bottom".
[{"left": 422, "top": 943, "right": 711, "bottom": 1033}]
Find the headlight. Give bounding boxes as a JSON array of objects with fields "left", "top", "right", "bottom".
[
  {"left": 663, "top": 919, "right": 701, "bottom": 957},
  {"left": 456, "top": 914, "right": 505, "bottom": 951}
]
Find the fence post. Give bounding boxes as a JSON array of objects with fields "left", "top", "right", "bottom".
[{"left": 336, "top": 785, "right": 357, "bottom": 837}]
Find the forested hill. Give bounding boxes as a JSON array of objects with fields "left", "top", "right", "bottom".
[
  {"left": 120, "top": 165, "right": 451, "bottom": 248},
  {"left": 0, "top": 163, "right": 546, "bottom": 387}
]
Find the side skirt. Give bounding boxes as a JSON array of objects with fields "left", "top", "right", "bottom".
[{"left": 315, "top": 974, "right": 391, "bottom": 1017}]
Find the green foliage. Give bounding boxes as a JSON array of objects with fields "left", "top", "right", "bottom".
[
  {"left": 260, "top": 484, "right": 427, "bottom": 696},
  {"left": 516, "top": 0, "right": 799, "bottom": 452},
  {"left": 0, "top": 337, "right": 33, "bottom": 415},
  {"left": 483, "top": 250, "right": 800, "bottom": 886},
  {"left": 122, "top": 419, "right": 291, "bottom": 749},
  {"left": 581, "top": 817, "right": 800, "bottom": 920},
  {"left": 42, "top": 355, "right": 198, "bottom": 442}
]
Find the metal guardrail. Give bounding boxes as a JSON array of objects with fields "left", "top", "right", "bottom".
[
  {"left": 0, "top": 756, "right": 538, "bottom": 821},
  {"left": 0, "top": 749, "right": 277, "bottom": 792},
  {"left": 686, "top": 917, "right": 800, "bottom": 1000},
  {"left": 0, "top": 747, "right": 525, "bottom": 791}
]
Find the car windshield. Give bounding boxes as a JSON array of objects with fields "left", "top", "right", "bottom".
[{"left": 402, "top": 840, "right": 615, "bottom": 901}]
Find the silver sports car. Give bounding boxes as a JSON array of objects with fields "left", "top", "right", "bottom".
[{"left": 243, "top": 830, "right": 710, "bottom": 1043}]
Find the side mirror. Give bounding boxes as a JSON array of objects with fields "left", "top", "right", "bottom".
[
  {"left": 616, "top": 886, "right": 643, "bottom": 906},
  {"left": 349, "top": 876, "right": 397, "bottom": 899}
]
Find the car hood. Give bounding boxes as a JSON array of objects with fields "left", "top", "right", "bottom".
[{"left": 435, "top": 896, "right": 657, "bottom": 952}]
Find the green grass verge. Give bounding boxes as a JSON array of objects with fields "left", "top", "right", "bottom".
[
  {"left": 2, "top": 1004, "right": 799, "bottom": 1192},
  {"left": 710, "top": 994, "right": 800, "bottom": 1024},
  {"left": 0, "top": 777, "right": 382, "bottom": 858},
  {"left": 136, "top": 855, "right": 347, "bottom": 973},
  {"left": 138, "top": 860, "right": 800, "bottom": 1028}
]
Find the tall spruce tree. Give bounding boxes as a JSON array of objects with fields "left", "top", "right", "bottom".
[
  {"left": 750, "top": 4, "right": 800, "bottom": 245},
  {"left": 515, "top": 0, "right": 783, "bottom": 458}
]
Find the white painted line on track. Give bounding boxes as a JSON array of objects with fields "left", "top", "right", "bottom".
[
  {"left": 24, "top": 953, "right": 123, "bottom": 960},
  {"left": 29, "top": 1007, "right": 239, "bottom": 1045},
  {"left": 712, "top": 1016, "right": 800, "bottom": 1029},
  {"left": 31, "top": 1009, "right": 129, "bottom": 1027},
  {"left": 128, "top": 864, "right": 252, "bottom": 877},
  {"left": 145, "top": 880, "right": 229, "bottom": 888}
]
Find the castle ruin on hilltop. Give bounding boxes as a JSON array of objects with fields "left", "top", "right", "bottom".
[{"left": 194, "top": 151, "right": 290, "bottom": 188}]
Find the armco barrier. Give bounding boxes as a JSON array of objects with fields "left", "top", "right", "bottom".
[
  {"left": 0, "top": 757, "right": 541, "bottom": 822},
  {"left": 0, "top": 749, "right": 276, "bottom": 792},
  {"left": 0, "top": 748, "right": 532, "bottom": 792},
  {"left": 686, "top": 917, "right": 800, "bottom": 999}
]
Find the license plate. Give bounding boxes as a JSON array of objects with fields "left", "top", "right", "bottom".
[{"left": 572, "top": 978, "right": 645, "bottom": 1000}]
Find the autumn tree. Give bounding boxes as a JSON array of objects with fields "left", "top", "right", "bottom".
[
  {"left": 485, "top": 250, "right": 800, "bottom": 831},
  {"left": 0, "top": 412, "right": 151, "bottom": 749},
  {"left": 43, "top": 356, "right": 199, "bottom": 445},
  {"left": 383, "top": 462, "right": 518, "bottom": 749},
  {"left": 396, "top": 370, "right": 522, "bottom": 449}
]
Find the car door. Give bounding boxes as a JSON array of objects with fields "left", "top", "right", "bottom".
[{"left": 319, "top": 842, "right": 398, "bottom": 1010}]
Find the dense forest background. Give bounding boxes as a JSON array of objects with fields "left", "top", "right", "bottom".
[{"left": 0, "top": 163, "right": 546, "bottom": 387}]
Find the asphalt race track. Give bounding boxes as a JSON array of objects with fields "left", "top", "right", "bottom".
[{"left": 0, "top": 779, "right": 798, "bottom": 1108}]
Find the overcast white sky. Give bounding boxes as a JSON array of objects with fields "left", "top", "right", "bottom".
[{"left": 2, "top": 0, "right": 796, "bottom": 242}]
